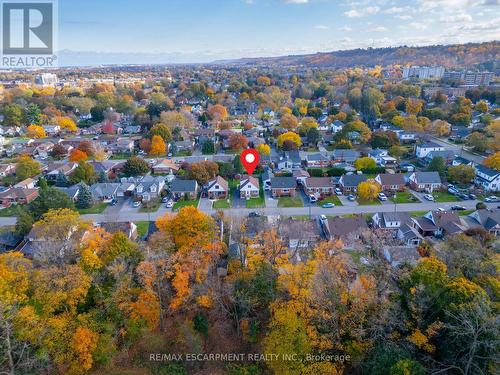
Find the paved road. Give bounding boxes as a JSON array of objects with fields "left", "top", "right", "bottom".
[
  {"left": 0, "top": 199, "right": 493, "bottom": 226},
  {"left": 429, "top": 136, "right": 485, "bottom": 164}
]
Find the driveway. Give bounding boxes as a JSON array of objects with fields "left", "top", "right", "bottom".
[
  {"left": 338, "top": 195, "right": 358, "bottom": 207},
  {"left": 198, "top": 198, "right": 213, "bottom": 211},
  {"left": 232, "top": 189, "right": 246, "bottom": 208}
]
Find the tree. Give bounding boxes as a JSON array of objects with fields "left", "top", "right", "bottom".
[
  {"left": 428, "top": 156, "right": 446, "bottom": 177},
  {"left": 124, "top": 156, "right": 150, "bottom": 176},
  {"left": 25, "top": 103, "right": 41, "bottom": 125},
  {"left": 279, "top": 113, "right": 298, "bottom": 130},
  {"left": 76, "top": 183, "right": 93, "bottom": 209},
  {"left": 26, "top": 125, "right": 46, "bottom": 139},
  {"left": 56, "top": 116, "right": 77, "bottom": 132},
  {"left": 483, "top": 151, "right": 500, "bottom": 170},
  {"left": 15, "top": 209, "right": 34, "bottom": 236},
  {"left": 2, "top": 104, "right": 24, "bottom": 127},
  {"left": 298, "top": 117, "right": 318, "bottom": 135},
  {"left": 139, "top": 138, "right": 151, "bottom": 154},
  {"left": 405, "top": 98, "right": 423, "bottom": 115},
  {"left": 475, "top": 100, "right": 488, "bottom": 113},
  {"left": 208, "top": 104, "right": 228, "bottom": 122},
  {"left": 149, "top": 123, "right": 172, "bottom": 142},
  {"left": 187, "top": 161, "right": 219, "bottom": 185},
  {"left": 447, "top": 165, "right": 475, "bottom": 185},
  {"left": 70, "top": 161, "right": 96, "bottom": 185},
  {"left": 277, "top": 132, "right": 302, "bottom": 150},
  {"left": 50, "top": 143, "right": 67, "bottom": 159},
  {"left": 29, "top": 182, "right": 75, "bottom": 221},
  {"left": 306, "top": 127, "right": 320, "bottom": 146},
  {"left": 101, "top": 120, "right": 114, "bottom": 134},
  {"left": 354, "top": 157, "right": 376, "bottom": 170},
  {"left": 149, "top": 135, "right": 166, "bottom": 156},
  {"left": 429, "top": 120, "right": 451, "bottom": 136},
  {"left": 371, "top": 131, "right": 399, "bottom": 149},
  {"left": 389, "top": 359, "right": 425, "bottom": 375},
  {"left": 202, "top": 139, "right": 215, "bottom": 155},
  {"left": 77, "top": 141, "right": 95, "bottom": 158},
  {"left": 466, "top": 132, "right": 488, "bottom": 153},
  {"left": 256, "top": 143, "right": 271, "bottom": 156},
  {"left": 69, "top": 149, "right": 88, "bottom": 163},
  {"left": 15, "top": 155, "right": 41, "bottom": 181},
  {"left": 228, "top": 133, "right": 248, "bottom": 151},
  {"left": 357, "top": 180, "right": 381, "bottom": 201}
]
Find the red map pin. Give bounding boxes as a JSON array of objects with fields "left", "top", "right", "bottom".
[{"left": 241, "top": 149, "right": 260, "bottom": 175}]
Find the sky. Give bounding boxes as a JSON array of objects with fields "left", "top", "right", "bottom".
[{"left": 56, "top": 0, "right": 500, "bottom": 65}]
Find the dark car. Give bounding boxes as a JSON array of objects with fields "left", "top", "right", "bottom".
[
  {"left": 459, "top": 194, "right": 469, "bottom": 200},
  {"left": 451, "top": 205, "right": 466, "bottom": 211},
  {"left": 249, "top": 212, "right": 261, "bottom": 218},
  {"left": 469, "top": 193, "right": 477, "bottom": 200}
]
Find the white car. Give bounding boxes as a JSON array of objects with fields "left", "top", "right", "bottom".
[
  {"left": 166, "top": 200, "right": 174, "bottom": 208},
  {"left": 132, "top": 201, "right": 141, "bottom": 208},
  {"left": 335, "top": 188, "right": 342, "bottom": 195},
  {"left": 424, "top": 194, "right": 434, "bottom": 201},
  {"left": 309, "top": 195, "right": 318, "bottom": 203},
  {"left": 378, "top": 192, "right": 387, "bottom": 201},
  {"left": 485, "top": 196, "right": 500, "bottom": 202}
]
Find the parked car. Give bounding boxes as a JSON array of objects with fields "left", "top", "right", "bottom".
[
  {"left": 322, "top": 203, "right": 335, "bottom": 208},
  {"left": 335, "top": 188, "right": 342, "bottom": 195},
  {"left": 459, "top": 193, "right": 469, "bottom": 200},
  {"left": 437, "top": 207, "right": 445, "bottom": 212},
  {"left": 424, "top": 194, "right": 434, "bottom": 201},
  {"left": 347, "top": 194, "right": 356, "bottom": 201},
  {"left": 469, "top": 193, "right": 477, "bottom": 200},
  {"left": 162, "top": 196, "right": 169, "bottom": 203},
  {"left": 448, "top": 187, "right": 459, "bottom": 195},
  {"left": 485, "top": 196, "right": 500, "bottom": 202},
  {"left": 110, "top": 199, "right": 117, "bottom": 206},
  {"left": 166, "top": 200, "right": 174, "bottom": 208},
  {"left": 132, "top": 201, "right": 141, "bottom": 208},
  {"left": 451, "top": 205, "right": 466, "bottom": 211},
  {"left": 378, "top": 192, "right": 388, "bottom": 201},
  {"left": 309, "top": 195, "right": 318, "bottom": 203},
  {"left": 249, "top": 212, "right": 261, "bottom": 217}
]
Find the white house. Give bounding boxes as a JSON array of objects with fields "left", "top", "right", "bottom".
[
  {"left": 415, "top": 142, "right": 445, "bottom": 159},
  {"left": 475, "top": 165, "right": 500, "bottom": 192},
  {"left": 239, "top": 175, "right": 259, "bottom": 199}
]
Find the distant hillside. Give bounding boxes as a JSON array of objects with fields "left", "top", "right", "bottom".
[{"left": 216, "top": 41, "right": 500, "bottom": 70}]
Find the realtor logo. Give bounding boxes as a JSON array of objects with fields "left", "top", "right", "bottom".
[{"left": 1, "top": 0, "right": 57, "bottom": 67}]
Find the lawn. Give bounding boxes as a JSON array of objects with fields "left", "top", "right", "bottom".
[
  {"left": 246, "top": 184, "right": 265, "bottom": 209},
  {"left": 390, "top": 191, "right": 419, "bottom": 204},
  {"left": 139, "top": 200, "right": 161, "bottom": 213},
  {"left": 357, "top": 198, "right": 382, "bottom": 205},
  {"left": 135, "top": 221, "right": 150, "bottom": 238},
  {"left": 77, "top": 202, "right": 108, "bottom": 214},
  {"left": 278, "top": 196, "right": 304, "bottom": 208},
  {"left": 410, "top": 210, "right": 429, "bottom": 217},
  {"left": 317, "top": 196, "right": 343, "bottom": 207},
  {"left": 457, "top": 209, "right": 474, "bottom": 216},
  {"left": 0, "top": 206, "right": 21, "bottom": 217},
  {"left": 213, "top": 199, "right": 231, "bottom": 209},
  {"left": 173, "top": 198, "right": 200, "bottom": 211},
  {"left": 432, "top": 191, "right": 460, "bottom": 202}
]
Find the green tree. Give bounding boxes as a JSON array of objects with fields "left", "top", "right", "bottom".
[
  {"left": 447, "top": 164, "right": 475, "bottom": 185},
  {"left": 24, "top": 103, "right": 42, "bottom": 125},
  {"left": 202, "top": 139, "right": 215, "bottom": 155},
  {"left": 29, "top": 185, "right": 75, "bottom": 221},
  {"left": 466, "top": 132, "right": 488, "bottom": 153},
  {"left": 2, "top": 103, "right": 24, "bottom": 127},
  {"left": 389, "top": 359, "right": 425, "bottom": 375},
  {"left": 15, "top": 155, "right": 41, "bottom": 181},
  {"left": 149, "top": 123, "right": 172, "bottom": 142},
  {"left": 15, "top": 208, "right": 34, "bottom": 236},
  {"left": 70, "top": 161, "right": 96, "bottom": 185},
  {"left": 427, "top": 156, "right": 446, "bottom": 177},
  {"left": 306, "top": 127, "right": 320, "bottom": 146},
  {"left": 123, "top": 156, "right": 150, "bottom": 176},
  {"left": 76, "top": 183, "right": 94, "bottom": 209}
]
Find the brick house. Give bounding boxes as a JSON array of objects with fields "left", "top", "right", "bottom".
[
  {"left": 303, "top": 177, "right": 334, "bottom": 198},
  {"left": 206, "top": 176, "right": 229, "bottom": 200},
  {"left": 0, "top": 187, "right": 39, "bottom": 207},
  {"left": 374, "top": 173, "right": 406, "bottom": 192},
  {"left": 270, "top": 177, "right": 297, "bottom": 197}
]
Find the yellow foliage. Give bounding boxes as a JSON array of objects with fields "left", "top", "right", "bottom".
[
  {"left": 149, "top": 134, "right": 166, "bottom": 156},
  {"left": 277, "top": 131, "right": 302, "bottom": 149},
  {"left": 357, "top": 180, "right": 381, "bottom": 201},
  {"left": 57, "top": 116, "right": 77, "bottom": 132},
  {"left": 26, "top": 124, "right": 46, "bottom": 138},
  {"left": 196, "top": 294, "right": 213, "bottom": 309},
  {"left": 71, "top": 327, "right": 99, "bottom": 373}
]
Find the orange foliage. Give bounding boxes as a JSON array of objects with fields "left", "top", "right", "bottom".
[{"left": 69, "top": 149, "right": 88, "bottom": 163}]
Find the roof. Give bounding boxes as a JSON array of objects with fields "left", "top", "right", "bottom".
[
  {"left": 412, "top": 171, "right": 442, "bottom": 184},
  {"left": 475, "top": 164, "right": 500, "bottom": 178},
  {"left": 418, "top": 141, "right": 442, "bottom": 148},
  {"left": 331, "top": 149, "right": 360, "bottom": 159},
  {"left": 293, "top": 169, "right": 310, "bottom": 178},
  {"left": 470, "top": 209, "right": 500, "bottom": 230},
  {"left": 207, "top": 176, "right": 229, "bottom": 191},
  {"left": 279, "top": 218, "right": 320, "bottom": 240},
  {"left": 89, "top": 183, "right": 120, "bottom": 198},
  {"left": 327, "top": 216, "right": 369, "bottom": 238},
  {"left": 240, "top": 175, "right": 259, "bottom": 189},
  {"left": 306, "top": 153, "right": 329, "bottom": 161},
  {"left": 412, "top": 217, "right": 438, "bottom": 232},
  {"left": 340, "top": 174, "right": 367, "bottom": 187},
  {"left": 271, "top": 177, "right": 296, "bottom": 189},
  {"left": 305, "top": 177, "right": 333, "bottom": 188},
  {"left": 170, "top": 179, "right": 197, "bottom": 192},
  {"left": 377, "top": 173, "right": 405, "bottom": 186},
  {"left": 0, "top": 187, "right": 38, "bottom": 200}
]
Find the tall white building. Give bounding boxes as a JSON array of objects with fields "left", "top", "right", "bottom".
[
  {"left": 403, "top": 66, "right": 445, "bottom": 79},
  {"left": 35, "top": 73, "right": 58, "bottom": 86}
]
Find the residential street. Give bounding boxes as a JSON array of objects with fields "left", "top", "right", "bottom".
[{"left": 429, "top": 136, "right": 485, "bottom": 164}]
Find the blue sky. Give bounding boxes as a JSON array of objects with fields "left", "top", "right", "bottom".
[{"left": 57, "top": 0, "right": 500, "bottom": 64}]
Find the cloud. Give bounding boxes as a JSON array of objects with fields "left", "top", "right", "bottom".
[
  {"left": 369, "top": 26, "right": 387, "bottom": 32},
  {"left": 314, "top": 24, "right": 330, "bottom": 30},
  {"left": 407, "top": 22, "right": 428, "bottom": 30},
  {"left": 344, "top": 6, "right": 380, "bottom": 17},
  {"left": 384, "top": 6, "right": 406, "bottom": 13},
  {"left": 440, "top": 13, "right": 473, "bottom": 22},
  {"left": 283, "top": 0, "right": 309, "bottom": 3},
  {"left": 339, "top": 25, "right": 353, "bottom": 31},
  {"left": 395, "top": 15, "right": 413, "bottom": 19},
  {"left": 418, "top": 0, "right": 468, "bottom": 12}
]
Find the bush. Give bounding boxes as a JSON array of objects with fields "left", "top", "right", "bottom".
[{"left": 476, "top": 202, "right": 487, "bottom": 210}]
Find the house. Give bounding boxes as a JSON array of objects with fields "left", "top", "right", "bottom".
[
  {"left": 331, "top": 120, "right": 344, "bottom": 133},
  {"left": 45, "top": 162, "right": 78, "bottom": 182},
  {"left": 408, "top": 171, "right": 442, "bottom": 192},
  {"left": 34, "top": 142, "right": 54, "bottom": 158},
  {"left": 452, "top": 156, "right": 474, "bottom": 167},
  {"left": 372, "top": 212, "right": 412, "bottom": 231},
  {"left": 383, "top": 246, "right": 421, "bottom": 267},
  {"left": 331, "top": 149, "right": 360, "bottom": 164},
  {"left": 278, "top": 218, "right": 321, "bottom": 262},
  {"left": 468, "top": 209, "right": 500, "bottom": 236},
  {"left": 42, "top": 124, "right": 60, "bottom": 136},
  {"left": 170, "top": 179, "right": 199, "bottom": 200},
  {"left": 303, "top": 177, "right": 334, "bottom": 198},
  {"left": 398, "top": 131, "right": 418, "bottom": 143},
  {"left": 152, "top": 159, "right": 180, "bottom": 174},
  {"left": 323, "top": 216, "right": 369, "bottom": 240},
  {"left": 293, "top": 169, "right": 310, "bottom": 185},
  {"left": 424, "top": 150, "right": 456, "bottom": 165},
  {"left": 55, "top": 184, "right": 80, "bottom": 201},
  {"left": 415, "top": 142, "right": 445, "bottom": 158},
  {"left": 0, "top": 164, "right": 15, "bottom": 177},
  {"left": 396, "top": 225, "right": 423, "bottom": 246},
  {"left": 89, "top": 183, "right": 120, "bottom": 202},
  {"left": 0, "top": 187, "right": 39, "bottom": 207},
  {"left": 274, "top": 151, "right": 302, "bottom": 171},
  {"left": 412, "top": 210, "right": 464, "bottom": 237},
  {"left": 173, "top": 140, "right": 195, "bottom": 154},
  {"left": 109, "top": 137, "right": 135, "bottom": 154},
  {"left": 0, "top": 231, "right": 23, "bottom": 252},
  {"left": 206, "top": 176, "right": 229, "bottom": 200},
  {"left": 474, "top": 164, "right": 500, "bottom": 192},
  {"left": 374, "top": 173, "right": 406, "bottom": 192},
  {"left": 239, "top": 175, "right": 260, "bottom": 199},
  {"left": 338, "top": 174, "right": 367, "bottom": 193},
  {"left": 305, "top": 153, "right": 330, "bottom": 168},
  {"left": 369, "top": 149, "right": 397, "bottom": 167},
  {"left": 135, "top": 176, "right": 165, "bottom": 201},
  {"left": 270, "top": 177, "right": 297, "bottom": 197},
  {"left": 100, "top": 222, "right": 138, "bottom": 241},
  {"left": 14, "top": 178, "right": 37, "bottom": 189}
]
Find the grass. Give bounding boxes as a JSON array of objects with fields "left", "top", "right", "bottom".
[
  {"left": 357, "top": 198, "right": 382, "bottom": 205},
  {"left": 77, "top": 202, "right": 108, "bottom": 214},
  {"left": 246, "top": 184, "right": 265, "bottom": 208},
  {"left": 390, "top": 191, "right": 419, "bottom": 204},
  {"left": 139, "top": 200, "right": 161, "bottom": 213},
  {"left": 278, "top": 196, "right": 304, "bottom": 208},
  {"left": 109, "top": 152, "right": 133, "bottom": 160},
  {"left": 175, "top": 150, "right": 192, "bottom": 157},
  {"left": 173, "top": 198, "right": 199, "bottom": 211},
  {"left": 135, "top": 221, "right": 149, "bottom": 238},
  {"left": 0, "top": 205, "right": 21, "bottom": 217},
  {"left": 410, "top": 210, "right": 429, "bottom": 217},
  {"left": 432, "top": 191, "right": 460, "bottom": 202},
  {"left": 213, "top": 199, "right": 231, "bottom": 209},
  {"left": 289, "top": 215, "right": 311, "bottom": 221},
  {"left": 316, "top": 195, "right": 343, "bottom": 207},
  {"left": 457, "top": 209, "right": 474, "bottom": 216}
]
